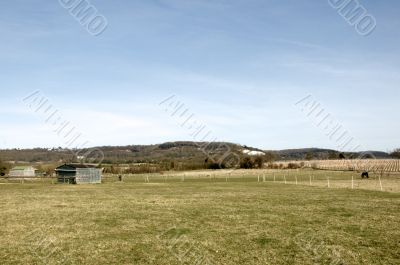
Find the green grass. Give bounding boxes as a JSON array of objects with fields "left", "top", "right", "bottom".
[{"left": 0, "top": 176, "right": 399, "bottom": 264}]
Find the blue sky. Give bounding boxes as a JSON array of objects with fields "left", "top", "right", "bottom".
[{"left": 0, "top": 0, "right": 399, "bottom": 151}]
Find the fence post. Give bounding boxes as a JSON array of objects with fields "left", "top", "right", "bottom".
[
  {"left": 309, "top": 175, "right": 312, "bottom": 186},
  {"left": 351, "top": 175, "right": 354, "bottom": 190},
  {"left": 327, "top": 176, "right": 330, "bottom": 188},
  {"left": 379, "top": 175, "right": 383, "bottom": 192}
]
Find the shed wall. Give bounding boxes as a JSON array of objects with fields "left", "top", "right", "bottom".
[
  {"left": 75, "top": 168, "right": 102, "bottom": 184},
  {"left": 57, "top": 171, "right": 76, "bottom": 184},
  {"left": 9, "top": 169, "right": 36, "bottom": 177}
]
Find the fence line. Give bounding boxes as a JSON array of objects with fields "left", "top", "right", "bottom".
[
  {"left": 1, "top": 170, "right": 398, "bottom": 193},
  {"left": 96, "top": 169, "right": 400, "bottom": 192}
]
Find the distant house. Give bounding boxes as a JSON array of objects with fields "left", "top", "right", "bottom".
[
  {"left": 55, "top": 164, "right": 102, "bottom": 184},
  {"left": 9, "top": 166, "right": 37, "bottom": 177}
]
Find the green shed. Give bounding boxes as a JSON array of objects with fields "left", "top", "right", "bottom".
[{"left": 55, "top": 164, "right": 102, "bottom": 184}]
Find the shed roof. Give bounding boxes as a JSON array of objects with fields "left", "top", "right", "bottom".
[
  {"left": 56, "top": 164, "right": 99, "bottom": 170},
  {"left": 11, "top": 166, "right": 36, "bottom": 171}
]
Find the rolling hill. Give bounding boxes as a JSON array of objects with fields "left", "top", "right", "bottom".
[{"left": 0, "top": 142, "right": 392, "bottom": 164}]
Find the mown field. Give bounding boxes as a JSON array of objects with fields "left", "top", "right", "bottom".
[
  {"left": 280, "top": 159, "right": 400, "bottom": 173},
  {"left": 100, "top": 169, "right": 400, "bottom": 193},
  {"left": 1, "top": 170, "right": 400, "bottom": 265}
]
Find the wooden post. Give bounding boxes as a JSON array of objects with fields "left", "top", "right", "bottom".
[
  {"left": 263, "top": 174, "right": 266, "bottom": 182},
  {"left": 284, "top": 174, "right": 287, "bottom": 184},
  {"left": 379, "top": 175, "right": 383, "bottom": 191},
  {"left": 295, "top": 175, "right": 298, "bottom": 185},
  {"left": 327, "top": 176, "right": 330, "bottom": 188},
  {"left": 351, "top": 175, "right": 354, "bottom": 189},
  {"left": 309, "top": 175, "right": 312, "bottom": 186},
  {"left": 273, "top": 173, "right": 276, "bottom": 182},
  {"left": 258, "top": 175, "right": 260, "bottom": 182}
]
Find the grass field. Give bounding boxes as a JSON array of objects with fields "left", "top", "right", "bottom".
[
  {"left": 1, "top": 170, "right": 400, "bottom": 264},
  {"left": 100, "top": 169, "right": 400, "bottom": 193},
  {"left": 280, "top": 159, "right": 400, "bottom": 173}
]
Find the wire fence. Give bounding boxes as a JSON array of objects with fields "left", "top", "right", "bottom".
[
  {"left": 100, "top": 169, "right": 400, "bottom": 193},
  {"left": 1, "top": 169, "right": 399, "bottom": 193}
]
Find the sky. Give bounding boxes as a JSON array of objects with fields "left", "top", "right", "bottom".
[{"left": 0, "top": 0, "right": 399, "bottom": 152}]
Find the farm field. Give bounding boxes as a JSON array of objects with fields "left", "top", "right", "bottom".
[
  {"left": 1, "top": 170, "right": 400, "bottom": 265},
  {"left": 279, "top": 159, "right": 400, "bottom": 172},
  {"left": 100, "top": 169, "right": 400, "bottom": 193}
]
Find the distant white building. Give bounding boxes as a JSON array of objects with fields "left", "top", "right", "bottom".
[
  {"left": 242, "top": 149, "right": 266, "bottom": 156},
  {"left": 9, "top": 166, "right": 37, "bottom": 177}
]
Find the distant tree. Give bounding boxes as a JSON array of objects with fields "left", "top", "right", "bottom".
[
  {"left": 254, "top": 156, "right": 264, "bottom": 169},
  {"left": 44, "top": 165, "right": 55, "bottom": 177},
  {"left": 287, "top": 163, "right": 301, "bottom": 169},
  {"left": 390, "top": 149, "right": 400, "bottom": 159},
  {"left": 240, "top": 157, "right": 255, "bottom": 169},
  {"left": 110, "top": 165, "right": 119, "bottom": 174},
  {"left": 328, "top": 152, "right": 339, "bottom": 160},
  {"left": 305, "top": 152, "right": 313, "bottom": 161},
  {"left": 208, "top": 163, "right": 225, "bottom": 170},
  {"left": 264, "top": 152, "right": 277, "bottom": 163},
  {"left": 36, "top": 164, "right": 44, "bottom": 172},
  {"left": 339, "top": 153, "right": 346, "bottom": 159},
  {"left": 311, "top": 162, "right": 319, "bottom": 170},
  {"left": 0, "top": 160, "right": 10, "bottom": 176}
]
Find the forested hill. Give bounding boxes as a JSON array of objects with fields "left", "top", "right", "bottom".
[{"left": 0, "top": 142, "right": 392, "bottom": 164}]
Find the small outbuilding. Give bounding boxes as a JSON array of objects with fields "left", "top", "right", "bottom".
[
  {"left": 55, "top": 164, "right": 102, "bottom": 184},
  {"left": 9, "top": 166, "right": 37, "bottom": 178}
]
